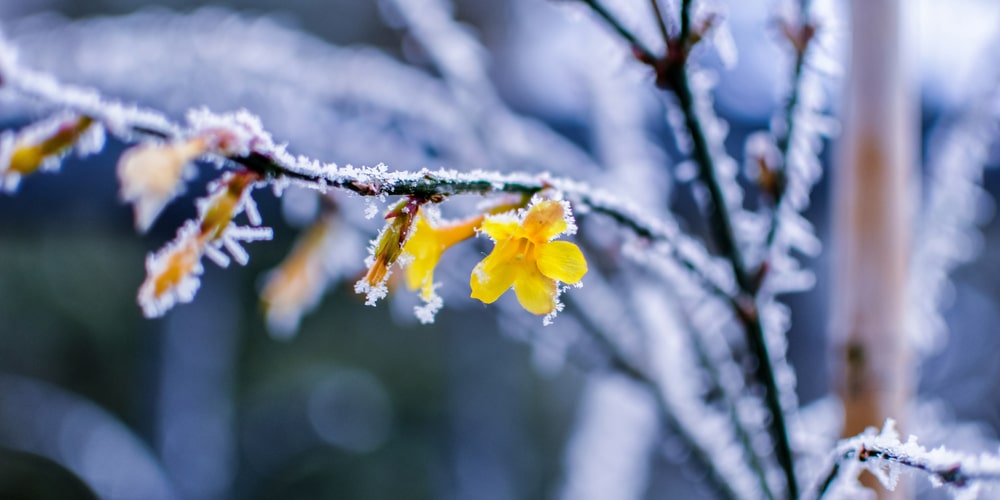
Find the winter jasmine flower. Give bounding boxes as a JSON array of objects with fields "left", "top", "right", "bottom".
[
  {"left": 2, "top": 115, "right": 96, "bottom": 191},
  {"left": 117, "top": 137, "right": 206, "bottom": 232},
  {"left": 138, "top": 169, "right": 270, "bottom": 317},
  {"left": 471, "top": 199, "right": 587, "bottom": 315},
  {"left": 403, "top": 213, "right": 483, "bottom": 301}
]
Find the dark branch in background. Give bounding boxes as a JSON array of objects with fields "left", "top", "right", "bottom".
[
  {"left": 579, "top": 0, "right": 800, "bottom": 497},
  {"left": 679, "top": 0, "right": 694, "bottom": 47}
]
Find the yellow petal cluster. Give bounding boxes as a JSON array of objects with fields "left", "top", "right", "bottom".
[
  {"left": 403, "top": 214, "right": 484, "bottom": 301},
  {"left": 470, "top": 200, "right": 587, "bottom": 315}
]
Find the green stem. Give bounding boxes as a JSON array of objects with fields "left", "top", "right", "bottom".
[
  {"left": 665, "top": 62, "right": 799, "bottom": 500},
  {"left": 664, "top": 60, "right": 799, "bottom": 500},
  {"left": 765, "top": 3, "right": 814, "bottom": 251},
  {"left": 579, "top": 0, "right": 800, "bottom": 496}
]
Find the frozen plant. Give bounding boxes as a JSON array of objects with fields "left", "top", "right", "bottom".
[{"left": 1, "top": 0, "right": 999, "bottom": 499}]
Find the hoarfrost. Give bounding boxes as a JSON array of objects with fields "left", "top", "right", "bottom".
[{"left": 559, "top": 375, "right": 656, "bottom": 500}]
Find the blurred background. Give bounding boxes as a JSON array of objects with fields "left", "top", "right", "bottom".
[{"left": 0, "top": 0, "right": 998, "bottom": 499}]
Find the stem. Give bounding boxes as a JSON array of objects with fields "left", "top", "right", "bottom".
[
  {"left": 580, "top": 0, "right": 800, "bottom": 496},
  {"left": 648, "top": 0, "right": 672, "bottom": 46},
  {"left": 578, "top": 0, "right": 656, "bottom": 60},
  {"left": 664, "top": 56, "right": 799, "bottom": 500},
  {"left": 679, "top": 0, "right": 694, "bottom": 45},
  {"left": 816, "top": 445, "right": 1000, "bottom": 499},
  {"left": 764, "top": 1, "right": 814, "bottom": 251}
]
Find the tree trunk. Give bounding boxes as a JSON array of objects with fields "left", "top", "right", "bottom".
[{"left": 830, "top": 0, "right": 916, "bottom": 497}]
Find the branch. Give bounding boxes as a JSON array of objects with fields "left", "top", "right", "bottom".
[
  {"left": 764, "top": 0, "right": 818, "bottom": 251},
  {"left": 580, "top": 0, "right": 799, "bottom": 496},
  {"left": 0, "top": 36, "right": 737, "bottom": 304},
  {"left": 816, "top": 420, "right": 1000, "bottom": 499},
  {"left": 577, "top": 0, "right": 656, "bottom": 62}
]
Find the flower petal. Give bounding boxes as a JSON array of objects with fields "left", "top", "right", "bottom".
[
  {"left": 403, "top": 218, "right": 441, "bottom": 294},
  {"left": 536, "top": 240, "right": 588, "bottom": 284},
  {"left": 523, "top": 200, "right": 567, "bottom": 242},
  {"left": 470, "top": 240, "right": 520, "bottom": 304},
  {"left": 479, "top": 215, "right": 518, "bottom": 242},
  {"left": 513, "top": 265, "right": 557, "bottom": 315}
]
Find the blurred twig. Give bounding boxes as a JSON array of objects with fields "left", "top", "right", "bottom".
[{"left": 579, "top": 0, "right": 800, "bottom": 497}]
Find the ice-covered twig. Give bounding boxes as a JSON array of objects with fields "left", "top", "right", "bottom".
[
  {"left": 0, "top": 31, "right": 737, "bottom": 304},
  {"left": 578, "top": 1, "right": 799, "bottom": 495},
  {"left": 815, "top": 419, "right": 1000, "bottom": 499}
]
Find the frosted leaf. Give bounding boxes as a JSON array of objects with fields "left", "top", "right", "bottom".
[
  {"left": 137, "top": 221, "right": 205, "bottom": 318},
  {"left": 117, "top": 139, "right": 203, "bottom": 232}
]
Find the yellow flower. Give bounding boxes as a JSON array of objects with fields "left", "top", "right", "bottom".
[
  {"left": 470, "top": 199, "right": 587, "bottom": 315},
  {"left": 138, "top": 169, "right": 264, "bottom": 317},
  {"left": 403, "top": 214, "right": 483, "bottom": 301},
  {"left": 7, "top": 115, "right": 95, "bottom": 177},
  {"left": 117, "top": 137, "right": 207, "bottom": 232},
  {"left": 261, "top": 216, "right": 334, "bottom": 336}
]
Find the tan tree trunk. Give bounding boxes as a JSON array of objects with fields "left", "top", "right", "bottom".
[{"left": 830, "top": 0, "right": 916, "bottom": 497}]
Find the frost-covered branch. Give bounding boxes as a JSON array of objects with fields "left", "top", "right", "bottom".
[
  {"left": 815, "top": 420, "right": 1000, "bottom": 499},
  {"left": 578, "top": 1, "right": 800, "bottom": 496},
  {"left": 0, "top": 29, "right": 740, "bottom": 313}
]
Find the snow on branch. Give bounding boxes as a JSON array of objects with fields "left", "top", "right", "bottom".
[
  {"left": 0, "top": 27, "right": 738, "bottom": 319},
  {"left": 816, "top": 419, "right": 1000, "bottom": 500}
]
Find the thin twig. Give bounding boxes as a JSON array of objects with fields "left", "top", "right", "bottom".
[
  {"left": 578, "top": 0, "right": 656, "bottom": 61},
  {"left": 764, "top": 0, "right": 816, "bottom": 251},
  {"left": 816, "top": 443, "right": 1000, "bottom": 499},
  {"left": 580, "top": 0, "right": 800, "bottom": 496},
  {"left": 648, "top": 0, "right": 672, "bottom": 47},
  {"left": 666, "top": 46, "right": 800, "bottom": 500},
  {"left": 684, "top": 305, "right": 778, "bottom": 500}
]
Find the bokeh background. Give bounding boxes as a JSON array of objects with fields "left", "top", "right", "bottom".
[{"left": 0, "top": 0, "right": 999, "bottom": 499}]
